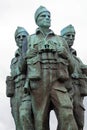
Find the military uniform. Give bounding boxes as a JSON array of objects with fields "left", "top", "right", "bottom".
[
  {"left": 10, "top": 49, "right": 34, "bottom": 130},
  {"left": 71, "top": 55, "right": 86, "bottom": 130},
  {"left": 26, "top": 28, "right": 78, "bottom": 130},
  {"left": 60, "top": 24, "right": 87, "bottom": 130},
  {"left": 10, "top": 49, "right": 25, "bottom": 130}
]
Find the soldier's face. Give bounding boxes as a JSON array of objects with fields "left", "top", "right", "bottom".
[
  {"left": 15, "top": 32, "right": 28, "bottom": 48},
  {"left": 63, "top": 32, "right": 75, "bottom": 47},
  {"left": 36, "top": 11, "right": 51, "bottom": 28}
]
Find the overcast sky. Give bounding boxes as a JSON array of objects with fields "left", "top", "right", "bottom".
[{"left": 0, "top": 0, "right": 87, "bottom": 130}]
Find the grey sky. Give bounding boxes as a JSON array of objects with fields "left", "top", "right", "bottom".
[{"left": 0, "top": 0, "right": 87, "bottom": 130}]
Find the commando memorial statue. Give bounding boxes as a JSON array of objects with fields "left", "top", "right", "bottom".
[{"left": 6, "top": 5, "right": 87, "bottom": 130}]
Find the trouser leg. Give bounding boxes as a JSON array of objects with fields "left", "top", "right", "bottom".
[
  {"left": 73, "top": 100, "right": 85, "bottom": 130},
  {"left": 19, "top": 99, "right": 34, "bottom": 130},
  {"left": 11, "top": 98, "right": 22, "bottom": 130},
  {"left": 10, "top": 87, "right": 23, "bottom": 130},
  {"left": 50, "top": 86, "right": 78, "bottom": 130},
  {"left": 73, "top": 85, "right": 85, "bottom": 130},
  {"left": 31, "top": 87, "right": 50, "bottom": 130}
]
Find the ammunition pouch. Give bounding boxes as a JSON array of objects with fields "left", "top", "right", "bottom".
[
  {"left": 57, "top": 59, "right": 69, "bottom": 82},
  {"left": 6, "top": 76, "right": 15, "bottom": 97},
  {"left": 27, "top": 55, "right": 41, "bottom": 80}
]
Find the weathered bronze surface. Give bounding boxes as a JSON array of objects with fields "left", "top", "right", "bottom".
[{"left": 6, "top": 6, "right": 87, "bottom": 130}]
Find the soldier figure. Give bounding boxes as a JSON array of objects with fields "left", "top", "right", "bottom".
[
  {"left": 61, "top": 24, "right": 87, "bottom": 130},
  {"left": 6, "top": 27, "right": 34, "bottom": 130},
  {"left": 25, "top": 6, "right": 78, "bottom": 130}
]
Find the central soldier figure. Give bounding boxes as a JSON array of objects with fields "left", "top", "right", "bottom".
[{"left": 24, "top": 6, "right": 78, "bottom": 130}]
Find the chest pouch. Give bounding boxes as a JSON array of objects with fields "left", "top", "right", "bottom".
[{"left": 27, "top": 55, "right": 41, "bottom": 80}]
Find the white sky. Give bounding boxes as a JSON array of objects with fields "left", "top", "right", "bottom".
[{"left": 0, "top": 0, "right": 87, "bottom": 130}]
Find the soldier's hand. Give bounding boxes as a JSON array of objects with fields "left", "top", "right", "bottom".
[{"left": 57, "top": 46, "right": 68, "bottom": 59}]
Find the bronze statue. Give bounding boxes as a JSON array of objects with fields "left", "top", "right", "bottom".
[
  {"left": 6, "top": 5, "right": 87, "bottom": 130},
  {"left": 24, "top": 6, "right": 78, "bottom": 130},
  {"left": 60, "top": 24, "right": 87, "bottom": 130},
  {"left": 6, "top": 27, "right": 34, "bottom": 130}
]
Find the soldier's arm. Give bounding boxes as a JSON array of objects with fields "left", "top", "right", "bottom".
[{"left": 57, "top": 36, "right": 75, "bottom": 74}]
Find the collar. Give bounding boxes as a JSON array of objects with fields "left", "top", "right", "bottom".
[{"left": 35, "top": 28, "right": 55, "bottom": 36}]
